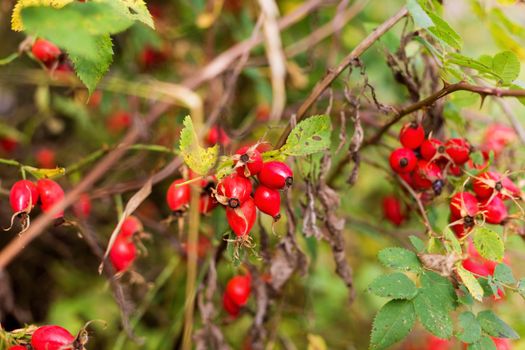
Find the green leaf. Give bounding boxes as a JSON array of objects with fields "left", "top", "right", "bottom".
[
  {"left": 179, "top": 116, "right": 218, "bottom": 175},
  {"left": 446, "top": 53, "right": 495, "bottom": 76},
  {"left": 426, "top": 12, "right": 462, "bottom": 50},
  {"left": 493, "top": 263, "right": 515, "bottom": 285},
  {"left": 457, "top": 311, "right": 482, "bottom": 344},
  {"left": 369, "top": 300, "right": 416, "bottom": 350},
  {"left": 458, "top": 285, "right": 474, "bottom": 306},
  {"left": 69, "top": 35, "right": 114, "bottom": 93},
  {"left": 492, "top": 51, "right": 520, "bottom": 85},
  {"left": 420, "top": 271, "right": 457, "bottom": 311},
  {"left": 442, "top": 227, "right": 461, "bottom": 254},
  {"left": 517, "top": 278, "right": 525, "bottom": 299},
  {"left": 406, "top": 0, "right": 433, "bottom": 28},
  {"left": 477, "top": 310, "right": 519, "bottom": 339},
  {"left": 377, "top": 247, "right": 422, "bottom": 273},
  {"left": 473, "top": 227, "right": 504, "bottom": 262},
  {"left": 100, "top": 0, "right": 154, "bottom": 29},
  {"left": 409, "top": 235, "right": 425, "bottom": 253},
  {"left": 468, "top": 336, "right": 497, "bottom": 350},
  {"left": 456, "top": 265, "right": 484, "bottom": 302},
  {"left": 368, "top": 273, "right": 418, "bottom": 300},
  {"left": 413, "top": 287, "right": 453, "bottom": 339},
  {"left": 283, "top": 115, "right": 331, "bottom": 156},
  {"left": 21, "top": 2, "right": 133, "bottom": 60},
  {"left": 11, "top": 0, "right": 73, "bottom": 31}
]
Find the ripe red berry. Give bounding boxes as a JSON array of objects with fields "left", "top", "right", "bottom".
[
  {"left": 35, "top": 148, "right": 56, "bottom": 169},
  {"left": 32, "top": 39, "right": 61, "bottom": 64},
  {"left": 399, "top": 122, "right": 425, "bottom": 149},
  {"left": 199, "top": 193, "right": 218, "bottom": 214},
  {"left": 450, "top": 214, "right": 472, "bottom": 238},
  {"left": 462, "top": 257, "right": 491, "bottom": 277},
  {"left": 382, "top": 195, "right": 406, "bottom": 226},
  {"left": 225, "top": 275, "right": 251, "bottom": 306},
  {"left": 448, "top": 164, "right": 462, "bottom": 177},
  {"left": 8, "top": 346, "right": 27, "bottom": 350},
  {"left": 0, "top": 137, "right": 18, "bottom": 153},
  {"left": 31, "top": 325, "right": 75, "bottom": 350},
  {"left": 412, "top": 160, "right": 443, "bottom": 194},
  {"left": 10, "top": 180, "right": 39, "bottom": 213},
  {"left": 445, "top": 138, "right": 471, "bottom": 165},
  {"left": 217, "top": 174, "right": 253, "bottom": 208},
  {"left": 120, "top": 216, "right": 143, "bottom": 239},
  {"left": 110, "top": 236, "right": 137, "bottom": 272},
  {"left": 492, "top": 337, "right": 511, "bottom": 350},
  {"left": 166, "top": 179, "right": 191, "bottom": 212},
  {"left": 254, "top": 185, "right": 281, "bottom": 220},
  {"left": 258, "top": 161, "right": 293, "bottom": 190},
  {"left": 37, "top": 179, "right": 65, "bottom": 219},
  {"left": 449, "top": 192, "right": 479, "bottom": 219},
  {"left": 481, "top": 124, "right": 516, "bottom": 159},
  {"left": 389, "top": 148, "right": 417, "bottom": 174},
  {"left": 426, "top": 334, "right": 453, "bottom": 350},
  {"left": 223, "top": 292, "right": 240, "bottom": 317},
  {"left": 420, "top": 138, "right": 445, "bottom": 161},
  {"left": 226, "top": 198, "right": 256, "bottom": 237},
  {"left": 480, "top": 196, "right": 508, "bottom": 225},
  {"left": 206, "top": 126, "right": 231, "bottom": 147},
  {"left": 235, "top": 145, "right": 263, "bottom": 177},
  {"left": 473, "top": 172, "right": 521, "bottom": 200},
  {"left": 73, "top": 193, "right": 91, "bottom": 219}
]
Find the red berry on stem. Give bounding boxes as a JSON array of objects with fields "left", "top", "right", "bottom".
[
  {"left": 462, "top": 257, "right": 491, "bottom": 277},
  {"left": 225, "top": 275, "right": 251, "bottom": 306},
  {"left": 166, "top": 179, "right": 191, "bottom": 212},
  {"left": 445, "top": 138, "right": 471, "bottom": 165},
  {"left": 37, "top": 179, "right": 65, "bottom": 219},
  {"left": 449, "top": 192, "right": 479, "bottom": 219},
  {"left": 420, "top": 138, "right": 445, "bottom": 161},
  {"left": 473, "top": 172, "right": 521, "bottom": 200},
  {"left": 412, "top": 160, "right": 443, "bottom": 194},
  {"left": 110, "top": 236, "right": 137, "bottom": 272},
  {"left": 254, "top": 185, "right": 281, "bottom": 220},
  {"left": 120, "top": 216, "right": 143, "bottom": 239},
  {"left": 258, "top": 161, "right": 293, "bottom": 190},
  {"left": 226, "top": 198, "right": 256, "bottom": 237},
  {"left": 223, "top": 292, "right": 240, "bottom": 317},
  {"left": 480, "top": 196, "right": 508, "bottom": 225},
  {"left": 217, "top": 173, "right": 253, "bottom": 208},
  {"left": 10, "top": 180, "right": 39, "bottom": 213},
  {"left": 206, "top": 126, "right": 231, "bottom": 147},
  {"left": 389, "top": 148, "right": 417, "bottom": 174},
  {"left": 235, "top": 145, "right": 263, "bottom": 177},
  {"left": 31, "top": 39, "right": 61, "bottom": 64},
  {"left": 8, "top": 346, "right": 27, "bottom": 350},
  {"left": 382, "top": 196, "right": 406, "bottom": 226},
  {"left": 31, "top": 325, "right": 75, "bottom": 350},
  {"left": 399, "top": 122, "right": 424, "bottom": 149}
]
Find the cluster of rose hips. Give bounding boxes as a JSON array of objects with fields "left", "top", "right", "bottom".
[
  {"left": 8, "top": 324, "right": 88, "bottom": 350},
  {"left": 109, "top": 216, "right": 144, "bottom": 273},
  {"left": 31, "top": 38, "right": 72, "bottom": 72},
  {"left": 166, "top": 144, "right": 293, "bottom": 239},
  {"left": 389, "top": 121, "right": 472, "bottom": 196},
  {"left": 448, "top": 170, "right": 521, "bottom": 237},
  {"left": 9, "top": 178, "right": 65, "bottom": 228},
  {"left": 222, "top": 274, "right": 251, "bottom": 318}
]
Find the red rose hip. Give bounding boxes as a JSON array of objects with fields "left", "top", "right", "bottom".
[
  {"left": 10, "top": 180, "right": 39, "bottom": 213},
  {"left": 37, "top": 179, "right": 65, "bottom": 219},
  {"left": 166, "top": 179, "right": 191, "bottom": 212},
  {"left": 31, "top": 325, "right": 75, "bottom": 350},
  {"left": 217, "top": 173, "right": 253, "bottom": 208},
  {"left": 389, "top": 148, "right": 417, "bottom": 174},
  {"left": 254, "top": 185, "right": 281, "bottom": 220},
  {"left": 31, "top": 39, "right": 61, "bottom": 64},
  {"left": 399, "top": 122, "right": 425, "bottom": 149},
  {"left": 226, "top": 198, "right": 256, "bottom": 237},
  {"left": 258, "top": 161, "right": 293, "bottom": 190}
]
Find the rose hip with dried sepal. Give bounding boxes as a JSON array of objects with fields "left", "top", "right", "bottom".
[
  {"left": 472, "top": 171, "right": 521, "bottom": 200},
  {"left": 420, "top": 138, "right": 446, "bottom": 162},
  {"left": 480, "top": 196, "right": 508, "bottom": 225},
  {"left": 399, "top": 122, "right": 425, "bottom": 149},
  {"left": 31, "top": 325, "right": 76, "bottom": 350},
  {"left": 445, "top": 138, "right": 471, "bottom": 165},
  {"left": 389, "top": 148, "right": 417, "bottom": 174},
  {"left": 217, "top": 173, "right": 253, "bottom": 209},
  {"left": 258, "top": 161, "right": 293, "bottom": 190},
  {"left": 10, "top": 180, "right": 39, "bottom": 214},
  {"left": 226, "top": 198, "right": 256, "bottom": 237},
  {"left": 449, "top": 192, "right": 479, "bottom": 219},
  {"left": 166, "top": 178, "right": 191, "bottom": 213},
  {"left": 412, "top": 160, "right": 444, "bottom": 194},
  {"left": 234, "top": 145, "right": 263, "bottom": 177}
]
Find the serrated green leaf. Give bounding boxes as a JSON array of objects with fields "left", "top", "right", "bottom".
[
  {"left": 493, "top": 263, "right": 515, "bottom": 285},
  {"left": 69, "top": 35, "right": 113, "bottom": 93},
  {"left": 409, "top": 235, "right": 425, "bottom": 253},
  {"left": 283, "top": 115, "right": 331, "bottom": 156},
  {"left": 517, "top": 278, "right": 525, "bottom": 298},
  {"left": 420, "top": 271, "right": 457, "bottom": 310},
  {"left": 413, "top": 287, "right": 453, "bottom": 339},
  {"left": 21, "top": 2, "right": 133, "bottom": 61},
  {"left": 446, "top": 53, "right": 495, "bottom": 76},
  {"left": 458, "top": 285, "right": 474, "bottom": 306},
  {"left": 179, "top": 116, "right": 218, "bottom": 175},
  {"left": 369, "top": 300, "right": 416, "bottom": 350},
  {"left": 427, "top": 12, "right": 462, "bottom": 50},
  {"left": 368, "top": 273, "right": 418, "bottom": 300},
  {"left": 11, "top": 0, "right": 73, "bottom": 31},
  {"left": 487, "top": 275, "right": 502, "bottom": 298},
  {"left": 492, "top": 51, "right": 520, "bottom": 85},
  {"left": 442, "top": 227, "right": 461, "bottom": 254},
  {"left": 406, "top": 0, "right": 433, "bottom": 28},
  {"left": 377, "top": 247, "right": 422, "bottom": 273},
  {"left": 457, "top": 311, "right": 482, "bottom": 344},
  {"left": 473, "top": 227, "right": 504, "bottom": 262},
  {"left": 477, "top": 310, "right": 519, "bottom": 339},
  {"left": 457, "top": 265, "right": 484, "bottom": 302},
  {"left": 468, "top": 336, "right": 497, "bottom": 350},
  {"left": 478, "top": 54, "right": 493, "bottom": 68},
  {"left": 100, "top": 0, "right": 154, "bottom": 29},
  {"left": 261, "top": 149, "right": 287, "bottom": 162}
]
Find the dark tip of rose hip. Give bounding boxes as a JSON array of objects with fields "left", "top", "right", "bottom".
[
  {"left": 285, "top": 177, "right": 293, "bottom": 187},
  {"left": 495, "top": 181, "right": 503, "bottom": 192},
  {"left": 273, "top": 213, "right": 281, "bottom": 222},
  {"left": 432, "top": 180, "right": 444, "bottom": 195},
  {"left": 413, "top": 148, "right": 421, "bottom": 158},
  {"left": 240, "top": 154, "right": 250, "bottom": 163},
  {"left": 437, "top": 145, "right": 445, "bottom": 153},
  {"left": 53, "top": 217, "right": 65, "bottom": 227},
  {"left": 228, "top": 198, "right": 240, "bottom": 209},
  {"left": 463, "top": 215, "right": 474, "bottom": 227},
  {"left": 399, "top": 158, "right": 408, "bottom": 167}
]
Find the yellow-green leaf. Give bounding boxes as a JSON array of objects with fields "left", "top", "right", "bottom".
[
  {"left": 11, "top": 0, "right": 73, "bottom": 31},
  {"left": 456, "top": 264, "right": 484, "bottom": 302},
  {"left": 179, "top": 116, "right": 218, "bottom": 175}
]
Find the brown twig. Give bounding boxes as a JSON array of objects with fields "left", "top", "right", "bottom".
[{"left": 275, "top": 6, "right": 409, "bottom": 148}]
